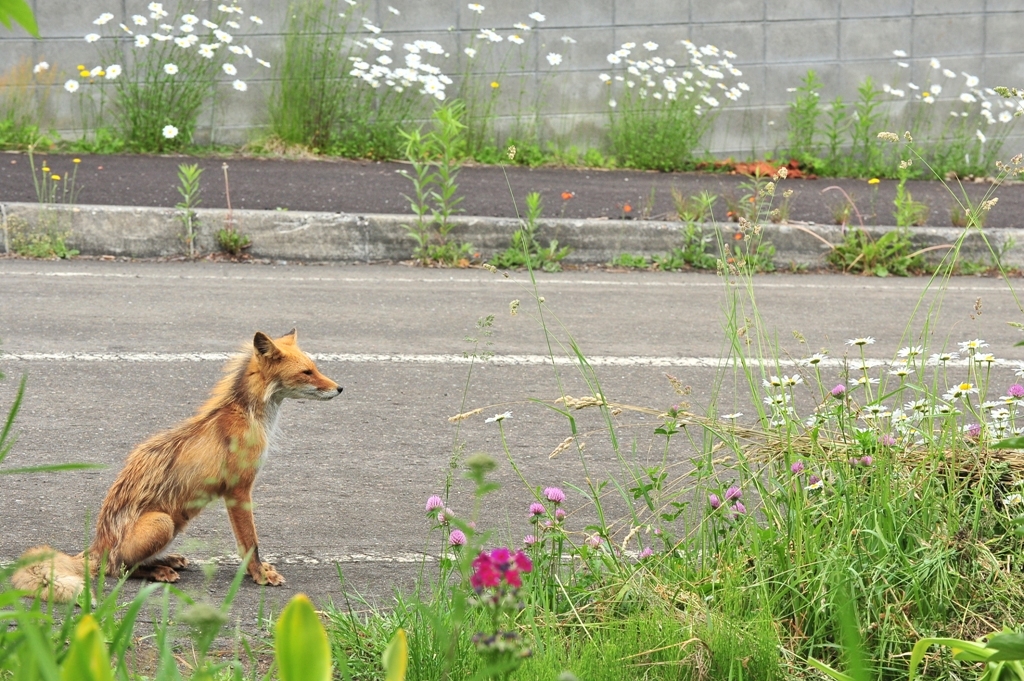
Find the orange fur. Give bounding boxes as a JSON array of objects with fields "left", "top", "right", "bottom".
[{"left": 11, "top": 330, "right": 342, "bottom": 602}]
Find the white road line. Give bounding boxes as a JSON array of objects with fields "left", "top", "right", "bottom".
[
  {"left": 1, "top": 552, "right": 434, "bottom": 567},
  {"left": 0, "top": 269, "right": 1017, "bottom": 292},
  {"left": 203, "top": 552, "right": 433, "bottom": 566},
  {"left": 1, "top": 351, "right": 1019, "bottom": 369}
]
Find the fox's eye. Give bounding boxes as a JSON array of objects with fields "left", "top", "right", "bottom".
[{"left": 302, "top": 369, "right": 313, "bottom": 375}]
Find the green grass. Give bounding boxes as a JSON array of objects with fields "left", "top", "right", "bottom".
[{"left": 4, "top": 139, "right": 1024, "bottom": 681}]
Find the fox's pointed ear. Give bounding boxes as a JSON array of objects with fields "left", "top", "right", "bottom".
[
  {"left": 284, "top": 328, "right": 297, "bottom": 341},
  {"left": 254, "top": 331, "right": 281, "bottom": 358}
]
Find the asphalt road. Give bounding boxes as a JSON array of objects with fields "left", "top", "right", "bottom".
[
  {"left": 2, "top": 259, "right": 1024, "bottom": 631},
  {"left": 2, "top": 151, "right": 1020, "bottom": 227}
]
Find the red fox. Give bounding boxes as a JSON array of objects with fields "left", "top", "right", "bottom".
[{"left": 12, "top": 329, "right": 342, "bottom": 602}]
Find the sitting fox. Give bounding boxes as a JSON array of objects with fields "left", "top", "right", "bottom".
[{"left": 12, "top": 329, "right": 342, "bottom": 602}]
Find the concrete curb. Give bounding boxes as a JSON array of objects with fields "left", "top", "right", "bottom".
[{"left": 1, "top": 202, "right": 1020, "bottom": 267}]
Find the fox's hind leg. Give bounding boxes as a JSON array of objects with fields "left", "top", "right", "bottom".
[
  {"left": 116, "top": 512, "right": 181, "bottom": 582},
  {"left": 144, "top": 554, "right": 189, "bottom": 570}
]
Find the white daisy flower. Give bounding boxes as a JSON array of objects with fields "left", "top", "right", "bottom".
[
  {"left": 607, "top": 54, "right": 621, "bottom": 65},
  {"left": 930, "top": 84, "right": 942, "bottom": 94},
  {"left": 546, "top": 53, "right": 562, "bottom": 66},
  {"left": 250, "top": 15, "right": 263, "bottom": 24},
  {"left": 929, "top": 57, "right": 941, "bottom": 69},
  {"left": 94, "top": 12, "right": 114, "bottom": 25},
  {"left": 528, "top": 11, "right": 545, "bottom": 21},
  {"left": 464, "top": 47, "right": 476, "bottom": 58},
  {"left": 846, "top": 337, "right": 876, "bottom": 346},
  {"left": 508, "top": 34, "right": 524, "bottom": 45},
  {"left": 561, "top": 35, "right": 576, "bottom": 44},
  {"left": 893, "top": 49, "right": 908, "bottom": 57},
  {"left": 105, "top": 64, "right": 122, "bottom": 79},
  {"left": 214, "top": 29, "right": 233, "bottom": 43},
  {"left": 977, "top": 130, "right": 987, "bottom": 144},
  {"left": 134, "top": 34, "right": 150, "bottom": 47},
  {"left": 643, "top": 41, "right": 658, "bottom": 51},
  {"left": 182, "top": 14, "right": 199, "bottom": 25},
  {"left": 64, "top": 79, "right": 80, "bottom": 93},
  {"left": 162, "top": 124, "right": 178, "bottom": 138},
  {"left": 485, "top": 411, "right": 512, "bottom": 423},
  {"left": 1000, "top": 111, "right": 1013, "bottom": 123},
  {"left": 943, "top": 68, "right": 956, "bottom": 78},
  {"left": 468, "top": 3, "right": 484, "bottom": 12},
  {"left": 226, "top": 20, "right": 240, "bottom": 29},
  {"left": 964, "top": 73, "right": 980, "bottom": 88},
  {"left": 163, "top": 63, "right": 178, "bottom": 74},
  {"left": 202, "top": 19, "right": 218, "bottom": 29},
  {"left": 257, "top": 58, "right": 271, "bottom": 68},
  {"left": 85, "top": 33, "right": 101, "bottom": 42},
  {"left": 232, "top": 79, "right": 247, "bottom": 91},
  {"left": 132, "top": 14, "right": 147, "bottom": 25},
  {"left": 198, "top": 44, "right": 216, "bottom": 58},
  {"left": 33, "top": 61, "right": 49, "bottom": 74},
  {"left": 959, "top": 339, "right": 988, "bottom": 352},
  {"left": 388, "top": 5, "right": 400, "bottom": 14}
]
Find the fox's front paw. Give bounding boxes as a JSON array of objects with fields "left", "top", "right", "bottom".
[{"left": 252, "top": 561, "right": 285, "bottom": 586}]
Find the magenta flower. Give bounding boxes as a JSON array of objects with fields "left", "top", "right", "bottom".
[
  {"left": 529, "top": 502, "right": 546, "bottom": 516},
  {"left": 426, "top": 495, "right": 444, "bottom": 512},
  {"left": 638, "top": 547, "right": 654, "bottom": 559},
  {"left": 879, "top": 434, "right": 896, "bottom": 446},
  {"left": 725, "top": 485, "right": 742, "bottom": 502},
  {"left": 524, "top": 534, "right": 538, "bottom": 545},
  {"left": 790, "top": 461, "right": 805, "bottom": 474},
  {"left": 708, "top": 493, "right": 722, "bottom": 510},
  {"left": 808, "top": 474, "right": 821, "bottom": 486},
  {"left": 831, "top": 384, "right": 846, "bottom": 397},
  {"left": 469, "top": 548, "right": 532, "bottom": 591},
  {"left": 586, "top": 534, "right": 601, "bottom": 548},
  {"left": 449, "top": 529, "right": 467, "bottom": 546},
  {"left": 544, "top": 487, "right": 566, "bottom": 504},
  {"left": 1009, "top": 384, "right": 1024, "bottom": 398},
  {"left": 967, "top": 423, "right": 982, "bottom": 438},
  {"left": 437, "top": 509, "right": 451, "bottom": 526},
  {"left": 733, "top": 501, "right": 746, "bottom": 515},
  {"left": 860, "top": 455, "right": 873, "bottom": 466},
  {"left": 555, "top": 508, "right": 566, "bottom": 521}
]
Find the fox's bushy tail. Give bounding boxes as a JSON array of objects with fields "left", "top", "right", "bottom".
[{"left": 11, "top": 546, "right": 90, "bottom": 603}]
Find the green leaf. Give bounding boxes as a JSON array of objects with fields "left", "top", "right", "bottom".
[
  {"left": 992, "top": 436, "right": 1024, "bottom": 449},
  {"left": 60, "top": 615, "right": 113, "bottom": 681},
  {"left": 275, "top": 594, "right": 331, "bottom": 681},
  {"left": 0, "top": 0, "right": 39, "bottom": 37},
  {"left": 987, "top": 632, "right": 1024, "bottom": 662},
  {"left": 383, "top": 628, "right": 408, "bottom": 681},
  {"left": 806, "top": 657, "right": 857, "bottom": 681},
  {"left": 909, "top": 638, "right": 992, "bottom": 680}
]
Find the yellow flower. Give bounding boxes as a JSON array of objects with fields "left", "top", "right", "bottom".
[
  {"left": 98, "top": 70, "right": 106, "bottom": 76},
  {"left": 867, "top": 178, "right": 880, "bottom": 185},
  {"left": 77, "top": 64, "right": 85, "bottom": 70},
  {"left": 79, "top": 70, "right": 90, "bottom": 77},
  {"left": 51, "top": 174, "right": 61, "bottom": 181},
  {"left": 490, "top": 81, "right": 499, "bottom": 89},
  {"left": 42, "top": 166, "right": 49, "bottom": 172},
  {"left": 73, "top": 158, "right": 81, "bottom": 163}
]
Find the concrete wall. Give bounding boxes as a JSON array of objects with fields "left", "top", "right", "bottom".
[{"left": 2, "top": 0, "right": 1022, "bottom": 157}]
